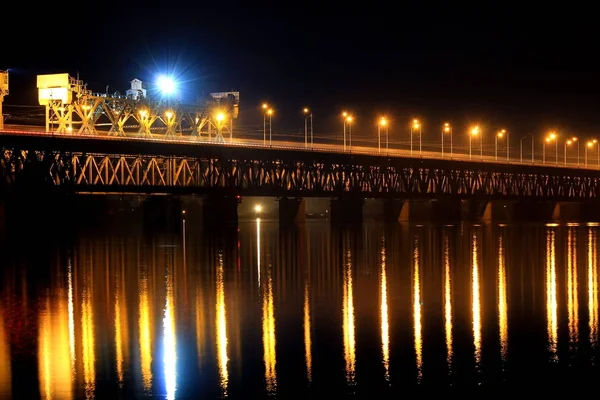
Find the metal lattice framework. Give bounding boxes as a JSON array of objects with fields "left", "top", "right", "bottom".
[
  {"left": 2, "top": 134, "right": 600, "bottom": 201},
  {"left": 38, "top": 73, "right": 239, "bottom": 141}
]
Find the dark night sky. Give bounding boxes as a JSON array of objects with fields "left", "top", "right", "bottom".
[{"left": 4, "top": 4, "right": 600, "bottom": 141}]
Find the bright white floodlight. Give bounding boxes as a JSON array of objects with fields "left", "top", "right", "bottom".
[{"left": 157, "top": 75, "right": 176, "bottom": 95}]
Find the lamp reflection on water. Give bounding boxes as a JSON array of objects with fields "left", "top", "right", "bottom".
[
  {"left": 139, "top": 273, "right": 153, "bottom": 393},
  {"left": 163, "top": 264, "right": 177, "bottom": 400},
  {"left": 115, "top": 256, "right": 129, "bottom": 388},
  {"left": 413, "top": 235, "right": 423, "bottom": 382},
  {"left": 567, "top": 227, "right": 579, "bottom": 352},
  {"left": 498, "top": 233, "right": 508, "bottom": 366},
  {"left": 444, "top": 233, "right": 453, "bottom": 374},
  {"left": 588, "top": 227, "right": 598, "bottom": 355},
  {"left": 380, "top": 237, "right": 390, "bottom": 383},
  {"left": 304, "top": 280, "right": 312, "bottom": 384},
  {"left": 472, "top": 233, "right": 482, "bottom": 370},
  {"left": 262, "top": 260, "right": 277, "bottom": 395},
  {"left": 0, "top": 306, "right": 11, "bottom": 398},
  {"left": 216, "top": 253, "right": 229, "bottom": 396},
  {"left": 39, "top": 292, "right": 73, "bottom": 399},
  {"left": 81, "top": 283, "right": 96, "bottom": 399},
  {"left": 342, "top": 246, "right": 356, "bottom": 388},
  {"left": 546, "top": 228, "right": 558, "bottom": 361}
]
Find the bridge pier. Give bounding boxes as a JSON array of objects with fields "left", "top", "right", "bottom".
[
  {"left": 202, "top": 194, "right": 240, "bottom": 227},
  {"left": 278, "top": 197, "right": 306, "bottom": 226},
  {"left": 330, "top": 198, "right": 364, "bottom": 224},
  {"left": 382, "top": 199, "right": 462, "bottom": 223}
]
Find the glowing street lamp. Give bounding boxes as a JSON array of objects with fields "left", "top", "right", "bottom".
[
  {"left": 442, "top": 123, "right": 452, "bottom": 157},
  {"left": 543, "top": 132, "right": 557, "bottom": 164},
  {"left": 261, "top": 103, "right": 269, "bottom": 145},
  {"left": 342, "top": 112, "right": 353, "bottom": 151},
  {"left": 267, "top": 109, "right": 274, "bottom": 145},
  {"left": 378, "top": 117, "right": 388, "bottom": 154},
  {"left": 410, "top": 119, "right": 421, "bottom": 156},
  {"left": 303, "top": 108, "right": 313, "bottom": 148},
  {"left": 563, "top": 137, "right": 578, "bottom": 166},
  {"left": 495, "top": 129, "right": 507, "bottom": 161},
  {"left": 585, "top": 139, "right": 598, "bottom": 167},
  {"left": 254, "top": 204, "right": 263, "bottom": 214},
  {"left": 346, "top": 115, "right": 354, "bottom": 151},
  {"left": 469, "top": 126, "right": 481, "bottom": 160}
]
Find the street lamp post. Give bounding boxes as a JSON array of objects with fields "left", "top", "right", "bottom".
[
  {"left": 494, "top": 129, "right": 508, "bottom": 161},
  {"left": 342, "top": 112, "right": 348, "bottom": 151},
  {"left": 520, "top": 134, "right": 534, "bottom": 164},
  {"left": 411, "top": 119, "right": 421, "bottom": 156},
  {"left": 378, "top": 117, "right": 387, "bottom": 154},
  {"left": 262, "top": 103, "right": 268, "bottom": 145},
  {"left": 443, "top": 123, "right": 452, "bottom": 157},
  {"left": 303, "top": 108, "right": 313, "bottom": 148},
  {"left": 470, "top": 126, "right": 480, "bottom": 160},
  {"left": 564, "top": 139, "right": 573, "bottom": 165},
  {"left": 267, "top": 109, "right": 273, "bottom": 145},
  {"left": 543, "top": 132, "right": 557, "bottom": 164},
  {"left": 347, "top": 116, "right": 353, "bottom": 151}
]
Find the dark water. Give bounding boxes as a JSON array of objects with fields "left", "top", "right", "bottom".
[{"left": 1, "top": 220, "right": 600, "bottom": 398}]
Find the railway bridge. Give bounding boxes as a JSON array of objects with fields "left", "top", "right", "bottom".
[{"left": 2, "top": 132, "right": 600, "bottom": 225}]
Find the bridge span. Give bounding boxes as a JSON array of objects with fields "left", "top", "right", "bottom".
[{"left": 2, "top": 130, "right": 600, "bottom": 225}]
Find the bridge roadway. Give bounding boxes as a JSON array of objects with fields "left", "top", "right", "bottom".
[
  {"left": 0, "top": 124, "right": 595, "bottom": 170},
  {"left": 1, "top": 127, "right": 600, "bottom": 202}
]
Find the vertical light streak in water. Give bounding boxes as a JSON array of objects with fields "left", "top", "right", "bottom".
[
  {"left": 472, "top": 234, "right": 482, "bottom": 369},
  {"left": 262, "top": 264, "right": 277, "bottom": 394},
  {"left": 195, "top": 286, "right": 206, "bottom": 368},
  {"left": 67, "top": 257, "right": 75, "bottom": 374},
  {"left": 0, "top": 306, "right": 11, "bottom": 398},
  {"left": 257, "top": 218, "right": 261, "bottom": 288},
  {"left": 413, "top": 236, "right": 423, "bottom": 382},
  {"left": 216, "top": 253, "right": 229, "bottom": 397},
  {"left": 444, "top": 234, "right": 453, "bottom": 374},
  {"left": 163, "top": 266, "right": 177, "bottom": 400},
  {"left": 567, "top": 227, "right": 579, "bottom": 351},
  {"left": 380, "top": 238, "right": 390, "bottom": 382},
  {"left": 588, "top": 227, "right": 598, "bottom": 355},
  {"left": 81, "top": 282, "right": 96, "bottom": 398},
  {"left": 303, "top": 280, "right": 312, "bottom": 384},
  {"left": 342, "top": 248, "right": 356, "bottom": 387},
  {"left": 546, "top": 228, "right": 558, "bottom": 361},
  {"left": 138, "top": 275, "right": 153, "bottom": 393},
  {"left": 38, "top": 295, "right": 73, "bottom": 399},
  {"left": 498, "top": 234, "right": 508, "bottom": 366},
  {"left": 115, "top": 261, "right": 129, "bottom": 388}
]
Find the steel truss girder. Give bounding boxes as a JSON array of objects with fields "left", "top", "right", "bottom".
[
  {"left": 44, "top": 94, "right": 234, "bottom": 140},
  {"left": 2, "top": 149, "right": 600, "bottom": 200}
]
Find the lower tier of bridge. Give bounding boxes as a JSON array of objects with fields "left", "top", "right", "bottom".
[{"left": 2, "top": 193, "right": 600, "bottom": 238}]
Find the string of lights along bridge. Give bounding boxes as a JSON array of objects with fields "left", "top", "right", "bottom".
[{"left": 1, "top": 69, "right": 600, "bottom": 170}]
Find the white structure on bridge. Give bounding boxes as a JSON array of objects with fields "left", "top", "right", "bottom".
[{"left": 36, "top": 72, "right": 240, "bottom": 140}]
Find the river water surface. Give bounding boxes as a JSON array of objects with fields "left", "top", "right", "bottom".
[{"left": 1, "top": 220, "right": 600, "bottom": 398}]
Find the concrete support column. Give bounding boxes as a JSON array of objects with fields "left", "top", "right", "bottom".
[
  {"left": 279, "top": 197, "right": 306, "bottom": 225},
  {"left": 202, "top": 194, "right": 239, "bottom": 227},
  {"left": 552, "top": 202, "right": 581, "bottom": 222},
  {"left": 330, "top": 198, "right": 364, "bottom": 224}
]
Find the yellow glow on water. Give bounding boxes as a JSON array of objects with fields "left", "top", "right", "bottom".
[
  {"left": 498, "top": 234, "right": 508, "bottom": 365},
  {"left": 0, "top": 307, "right": 11, "bottom": 398},
  {"left": 588, "top": 228, "right": 598, "bottom": 351},
  {"left": 216, "top": 254, "right": 229, "bottom": 396},
  {"left": 163, "top": 268, "right": 177, "bottom": 400},
  {"left": 380, "top": 239, "right": 390, "bottom": 382},
  {"left": 304, "top": 281, "right": 312, "bottom": 384},
  {"left": 257, "top": 218, "right": 261, "bottom": 288},
  {"left": 546, "top": 228, "right": 558, "bottom": 361},
  {"left": 138, "top": 276, "right": 153, "bottom": 393},
  {"left": 342, "top": 248, "right": 356, "bottom": 387},
  {"left": 262, "top": 267, "right": 277, "bottom": 394},
  {"left": 472, "top": 234, "right": 482, "bottom": 368},
  {"left": 81, "top": 286, "right": 96, "bottom": 399},
  {"left": 567, "top": 227, "right": 579, "bottom": 349},
  {"left": 38, "top": 295, "right": 73, "bottom": 400},
  {"left": 444, "top": 234, "right": 453, "bottom": 373},
  {"left": 195, "top": 287, "right": 206, "bottom": 369},
  {"left": 115, "top": 265, "right": 129, "bottom": 387},
  {"left": 413, "top": 236, "right": 423, "bottom": 382},
  {"left": 67, "top": 259, "right": 75, "bottom": 374}
]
